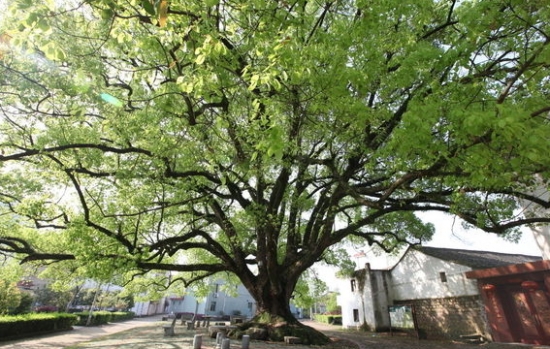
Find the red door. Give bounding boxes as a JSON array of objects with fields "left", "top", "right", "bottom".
[
  {"left": 525, "top": 285, "right": 550, "bottom": 342},
  {"left": 500, "top": 283, "right": 550, "bottom": 345}
]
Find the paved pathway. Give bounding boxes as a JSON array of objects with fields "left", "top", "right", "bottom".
[
  {"left": 0, "top": 316, "right": 162, "bottom": 349},
  {"left": 1, "top": 317, "right": 550, "bottom": 349}
]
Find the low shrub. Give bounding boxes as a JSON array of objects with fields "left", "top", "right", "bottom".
[
  {"left": 73, "top": 311, "right": 111, "bottom": 326},
  {"left": 0, "top": 313, "right": 78, "bottom": 341},
  {"left": 312, "top": 313, "right": 342, "bottom": 325},
  {"left": 111, "top": 311, "right": 135, "bottom": 322},
  {"left": 73, "top": 311, "right": 134, "bottom": 326}
]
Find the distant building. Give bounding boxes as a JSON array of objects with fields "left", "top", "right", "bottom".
[
  {"left": 16, "top": 275, "right": 48, "bottom": 291},
  {"left": 165, "top": 282, "right": 257, "bottom": 318},
  {"left": 132, "top": 298, "right": 167, "bottom": 317},
  {"left": 338, "top": 246, "right": 541, "bottom": 341},
  {"left": 131, "top": 279, "right": 265, "bottom": 319}
]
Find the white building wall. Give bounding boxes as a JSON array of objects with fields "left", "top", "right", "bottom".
[
  {"left": 131, "top": 298, "right": 166, "bottom": 316},
  {"left": 391, "top": 250, "right": 478, "bottom": 300},
  {"left": 160, "top": 282, "right": 257, "bottom": 318},
  {"left": 338, "top": 269, "right": 392, "bottom": 330},
  {"left": 167, "top": 294, "right": 203, "bottom": 314},
  {"left": 338, "top": 249, "right": 482, "bottom": 330},
  {"left": 204, "top": 284, "right": 256, "bottom": 317},
  {"left": 338, "top": 279, "right": 363, "bottom": 328},
  {"left": 520, "top": 175, "right": 550, "bottom": 259}
]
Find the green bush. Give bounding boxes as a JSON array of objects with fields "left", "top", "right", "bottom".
[
  {"left": 73, "top": 311, "right": 134, "bottom": 326},
  {"left": 313, "top": 314, "right": 342, "bottom": 325},
  {"left": 0, "top": 280, "right": 21, "bottom": 315},
  {"left": 73, "top": 311, "right": 111, "bottom": 326},
  {"left": 0, "top": 313, "right": 78, "bottom": 340},
  {"left": 111, "top": 311, "right": 135, "bottom": 322},
  {"left": 11, "top": 292, "right": 34, "bottom": 315}
]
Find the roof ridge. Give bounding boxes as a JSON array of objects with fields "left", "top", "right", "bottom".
[
  {"left": 417, "top": 245, "right": 541, "bottom": 258},
  {"left": 414, "top": 245, "right": 542, "bottom": 269}
]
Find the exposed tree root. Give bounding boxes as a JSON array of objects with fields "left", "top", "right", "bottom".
[{"left": 228, "top": 314, "right": 330, "bottom": 345}]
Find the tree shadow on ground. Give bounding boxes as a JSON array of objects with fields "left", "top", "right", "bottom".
[{"left": 65, "top": 324, "right": 358, "bottom": 349}]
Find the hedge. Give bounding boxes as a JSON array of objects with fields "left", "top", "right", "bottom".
[
  {"left": 0, "top": 313, "right": 78, "bottom": 341},
  {"left": 73, "top": 311, "right": 135, "bottom": 326},
  {"left": 313, "top": 314, "right": 342, "bottom": 325}
]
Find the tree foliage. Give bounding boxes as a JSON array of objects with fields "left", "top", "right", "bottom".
[
  {"left": 34, "top": 286, "right": 74, "bottom": 311},
  {"left": 323, "top": 292, "right": 340, "bottom": 315},
  {"left": 1, "top": 0, "right": 550, "bottom": 342},
  {"left": 12, "top": 292, "right": 34, "bottom": 314},
  {"left": 0, "top": 280, "right": 22, "bottom": 315},
  {"left": 292, "top": 270, "right": 328, "bottom": 312}
]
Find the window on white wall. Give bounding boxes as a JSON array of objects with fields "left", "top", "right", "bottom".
[
  {"left": 210, "top": 301, "right": 217, "bottom": 312},
  {"left": 351, "top": 279, "right": 357, "bottom": 292},
  {"left": 353, "top": 309, "right": 359, "bottom": 322},
  {"left": 212, "top": 283, "right": 219, "bottom": 298},
  {"left": 439, "top": 271, "right": 447, "bottom": 283}
]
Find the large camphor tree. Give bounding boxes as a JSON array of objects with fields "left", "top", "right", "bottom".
[{"left": 1, "top": 0, "right": 550, "bottom": 343}]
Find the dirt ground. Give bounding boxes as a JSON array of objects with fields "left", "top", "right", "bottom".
[
  {"left": 1, "top": 317, "right": 548, "bottom": 349},
  {"left": 306, "top": 321, "right": 549, "bottom": 349}
]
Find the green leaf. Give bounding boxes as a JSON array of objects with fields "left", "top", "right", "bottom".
[
  {"left": 101, "top": 8, "right": 114, "bottom": 19},
  {"left": 249, "top": 74, "right": 260, "bottom": 91},
  {"left": 204, "top": 0, "right": 219, "bottom": 7},
  {"left": 41, "top": 42, "right": 66, "bottom": 61},
  {"left": 36, "top": 18, "right": 50, "bottom": 32},
  {"left": 195, "top": 54, "right": 206, "bottom": 65},
  {"left": 142, "top": 0, "right": 156, "bottom": 16}
]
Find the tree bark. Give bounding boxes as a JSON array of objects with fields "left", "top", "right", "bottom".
[
  {"left": 235, "top": 278, "right": 330, "bottom": 345},
  {"left": 254, "top": 282, "right": 295, "bottom": 319}
]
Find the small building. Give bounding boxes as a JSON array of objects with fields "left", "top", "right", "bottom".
[{"left": 338, "top": 246, "right": 541, "bottom": 340}]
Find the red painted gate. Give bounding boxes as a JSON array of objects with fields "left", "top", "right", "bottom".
[
  {"left": 466, "top": 260, "right": 550, "bottom": 345},
  {"left": 498, "top": 283, "right": 550, "bottom": 344}
]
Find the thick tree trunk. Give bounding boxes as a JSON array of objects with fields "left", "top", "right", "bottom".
[
  {"left": 232, "top": 282, "right": 330, "bottom": 345},
  {"left": 255, "top": 287, "right": 295, "bottom": 319}
]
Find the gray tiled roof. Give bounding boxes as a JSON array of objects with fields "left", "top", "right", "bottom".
[{"left": 417, "top": 246, "right": 542, "bottom": 269}]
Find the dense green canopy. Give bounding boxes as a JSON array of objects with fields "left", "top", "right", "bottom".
[{"left": 0, "top": 0, "right": 549, "bottom": 341}]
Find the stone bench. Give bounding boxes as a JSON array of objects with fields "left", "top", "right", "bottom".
[
  {"left": 163, "top": 317, "right": 178, "bottom": 336},
  {"left": 180, "top": 313, "right": 196, "bottom": 329}
]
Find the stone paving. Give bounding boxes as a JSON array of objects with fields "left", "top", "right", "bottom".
[{"left": 1, "top": 317, "right": 550, "bottom": 349}]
